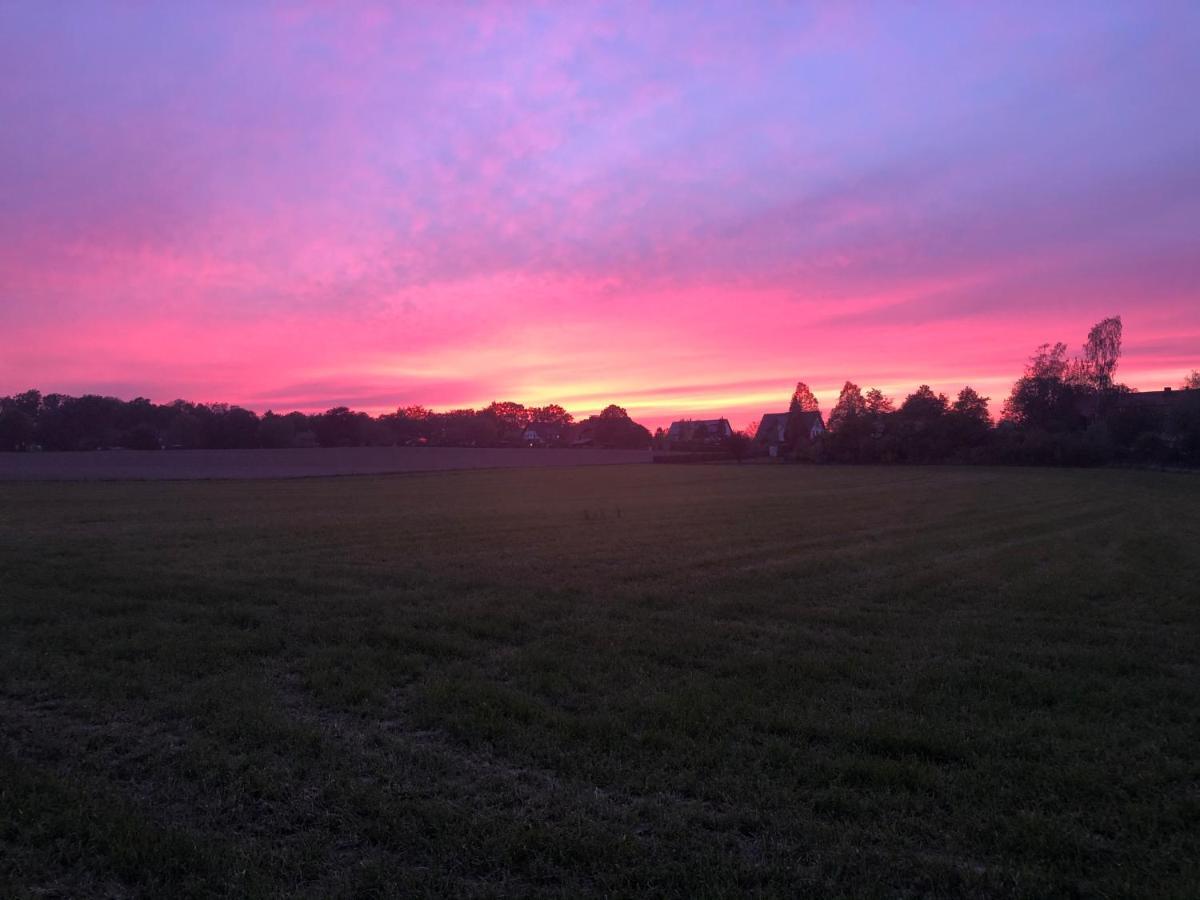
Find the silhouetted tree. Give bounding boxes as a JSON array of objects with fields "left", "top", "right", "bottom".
[
  {"left": 258, "top": 411, "right": 296, "bottom": 448},
  {"left": 896, "top": 385, "right": 950, "bottom": 462},
  {"left": 946, "top": 387, "right": 991, "bottom": 457},
  {"left": 0, "top": 404, "right": 35, "bottom": 450},
  {"left": 1004, "top": 343, "right": 1088, "bottom": 432},
  {"left": 726, "top": 429, "right": 753, "bottom": 463},
  {"left": 827, "top": 382, "right": 866, "bottom": 433},
  {"left": 483, "top": 401, "right": 530, "bottom": 443},
  {"left": 825, "top": 382, "right": 871, "bottom": 461},
  {"left": 120, "top": 423, "right": 161, "bottom": 450},
  {"left": 1080, "top": 315, "right": 1122, "bottom": 390},
  {"left": 4, "top": 312, "right": 1192, "bottom": 467},
  {"left": 785, "top": 382, "right": 822, "bottom": 455},
  {"left": 530, "top": 404, "right": 573, "bottom": 426},
  {"left": 218, "top": 406, "right": 261, "bottom": 448},
  {"left": 575, "top": 405, "right": 651, "bottom": 449},
  {"left": 314, "top": 407, "right": 369, "bottom": 447},
  {"left": 165, "top": 402, "right": 204, "bottom": 449},
  {"left": 864, "top": 388, "right": 894, "bottom": 416},
  {"left": 788, "top": 382, "right": 820, "bottom": 414}
]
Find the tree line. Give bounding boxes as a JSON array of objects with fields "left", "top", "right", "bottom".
[
  {"left": 2, "top": 315, "right": 1196, "bottom": 464},
  {"left": 777, "top": 317, "right": 1200, "bottom": 466},
  {"left": 0, "top": 395, "right": 652, "bottom": 452}
]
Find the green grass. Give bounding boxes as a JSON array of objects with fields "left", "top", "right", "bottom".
[{"left": 1, "top": 464, "right": 1198, "bottom": 898}]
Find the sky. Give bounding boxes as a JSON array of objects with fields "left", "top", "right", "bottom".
[{"left": 1, "top": 1, "right": 1198, "bottom": 430}]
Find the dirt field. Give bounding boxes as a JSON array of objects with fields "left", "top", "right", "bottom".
[{"left": 0, "top": 446, "right": 652, "bottom": 480}]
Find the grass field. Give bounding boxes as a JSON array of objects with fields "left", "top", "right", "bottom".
[
  {"left": 2, "top": 465, "right": 1198, "bottom": 898},
  {"left": 0, "top": 446, "right": 651, "bottom": 480}
]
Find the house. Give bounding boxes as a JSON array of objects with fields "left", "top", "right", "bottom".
[
  {"left": 1115, "top": 386, "right": 1200, "bottom": 414},
  {"left": 522, "top": 422, "right": 568, "bottom": 447},
  {"left": 754, "top": 410, "right": 825, "bottom": 456},
  {"left": 1112, "top": 387, "right": 1200, "bottom": 442},
  {"left": 666, "top": 418, "right": 733, "bottom": 449}
]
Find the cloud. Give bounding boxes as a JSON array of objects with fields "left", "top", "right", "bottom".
[{"left": 1, "top": 2, "right": 1197, "bottom": 426}]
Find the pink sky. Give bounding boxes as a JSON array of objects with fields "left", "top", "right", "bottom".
[{"left": 1, "top": 2, "right": 1197, "bottom": 430}]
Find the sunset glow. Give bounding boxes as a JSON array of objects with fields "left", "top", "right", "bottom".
[{"left": 2, "top": 3, "right": 1197, "bottom": 428}]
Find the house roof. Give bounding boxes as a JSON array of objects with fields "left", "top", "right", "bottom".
[
  {"left": 667, "top": 418, "right": 732, "bottom": 439},
  {"left": 754, "top": 410, "right": 824, "bottom": 443},
  {"left": 754, "top": 413, "right": 786, "bottom": 441},
  {"left": 1117, "top": 388, "right": 1200, "bottom": 409}
]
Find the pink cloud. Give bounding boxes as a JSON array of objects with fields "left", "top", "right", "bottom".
[{"left": 0, "top": 2, "right": 1197, "bottom": 428}]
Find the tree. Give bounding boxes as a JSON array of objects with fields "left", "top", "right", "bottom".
[
  {"left": 165, "top": 405, "right": 204, "bottom": 448},
  {"left": 788, "top": 382, "right": 820, "bottom": 414},
  {"left": 120, "top": 423, "right": 161, "bottom": 450},
  {"left": 785, "top": 382, "right": 823, "bottom": 455},
  {"left": 900, "top": 385, "right": 948, "bottom": 420},
  {"left": 575, "top": 405, "right": 652, "bottom": 449},
  {"left": 314, "top": 406, "right": 369, "bottom": 447},
  {"left": 1080, "top": 315, "right": 1122, "bottom": 390},
  {"left": 951, "top": 386, "right": 991, "bottom": 425},
  {"left": 726, "top": 429, "right": 753, "bottom": 463},
  {"left": 1184, "top": 371, "right": 1200, "bottom": 390},
  {"left": 864, "top": 388, "right": 894, "bottom": 416},
  {"left": 827, "top": 382, "right": 866, "bottom": 433},
  {"left": 218, "top": 406, "right": 261, "bottom": 448},
  {"left": 10, "top": 389, "right": 42, "bottom": 418},
  {"left": 822, "top": 382, "right": 872, "bottom": 462},
  {"left": 0, "top": 405, "right": 35, "bottom": 450},
  {"left": 529, "top": 404, "right": 573, "bottom": 426},
  {"left": 1030, "top": 342, "right": 1071, "bottom": 380},
  {"left": 897, "top": 385, "right": 950, "bottom": 462},
  {"left": 947, "top": 386, "right": 992, "bottom": 452},
  {"left": 1003, "top": 342, "right": 1087, "bottom": 432},
  {"left": 258, "top": 411, "right": 297, "bottom": 448},
  {"left": 483, "top": 401, "right": 530, "bottom": 435}
]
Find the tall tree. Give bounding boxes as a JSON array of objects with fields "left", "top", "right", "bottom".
[
  {"left": 1080, "top": 316, "right": 1122, "bottom": 389},
  {"left": 948, "top": 386, "right": 992, "bottom": 450},
  {"left": 951, "top": 386, "right": 991, "bottom": 425},
  {"left": 1029, "top": 343, "right": 1071, "bottom": 381},
  {"left": 827, "top": 381, "right": 866, "bottom": 433},
  {"left": 529, "top": 404, "right": 573, "bottom": 426},
  {"left": 900, "top": 385, "right": 948, "bottom": 418},
  {"left": 483, "top": 401, "right": 530, "bottom": 433},
  {"left": 788, "top": 382, "right": 820, "bottom": 414},
  {"left": 864, "top": 388, "right": 894, "bottom": 416},
  {"left": 599, "top": 404, "right": 630, "bottom": 420},
  {"left": 1003, "top": 342, "right": 1087, "bottom": 431},
  {"left": 1184, "top": 370, "right": 1200, "bottom": 390}
]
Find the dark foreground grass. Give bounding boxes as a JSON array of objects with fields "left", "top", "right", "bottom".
[{"left": 1, "top": 465, "right": 1198, "bottom": 898}]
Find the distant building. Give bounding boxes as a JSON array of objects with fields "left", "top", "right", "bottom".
[
  {"left": 522, "top": 422, "right": 568, "bottom": 447},
  {"left": 1115, "top": 386, "right": 1200, "bottom": 413},
  {"left": 754, "top": 410, "right": 825, "bottom": 456},
  {"left": 666, "top": 418, "right": 733, "bottom": 449}
]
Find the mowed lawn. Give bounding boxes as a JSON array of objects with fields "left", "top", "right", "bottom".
[{"left": 1, "top": 465, "right": 1197, "bottom": 898}]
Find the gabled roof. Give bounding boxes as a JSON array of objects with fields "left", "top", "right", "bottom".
[
  {"left": 793, "top": 410, "right": 825, "bottom": 430},
  {"left": 754, "top": 412, "right": 788, "bottom": 443},
  {"left": 754, "top": 410, "right": 825, "bottom": 443}
]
